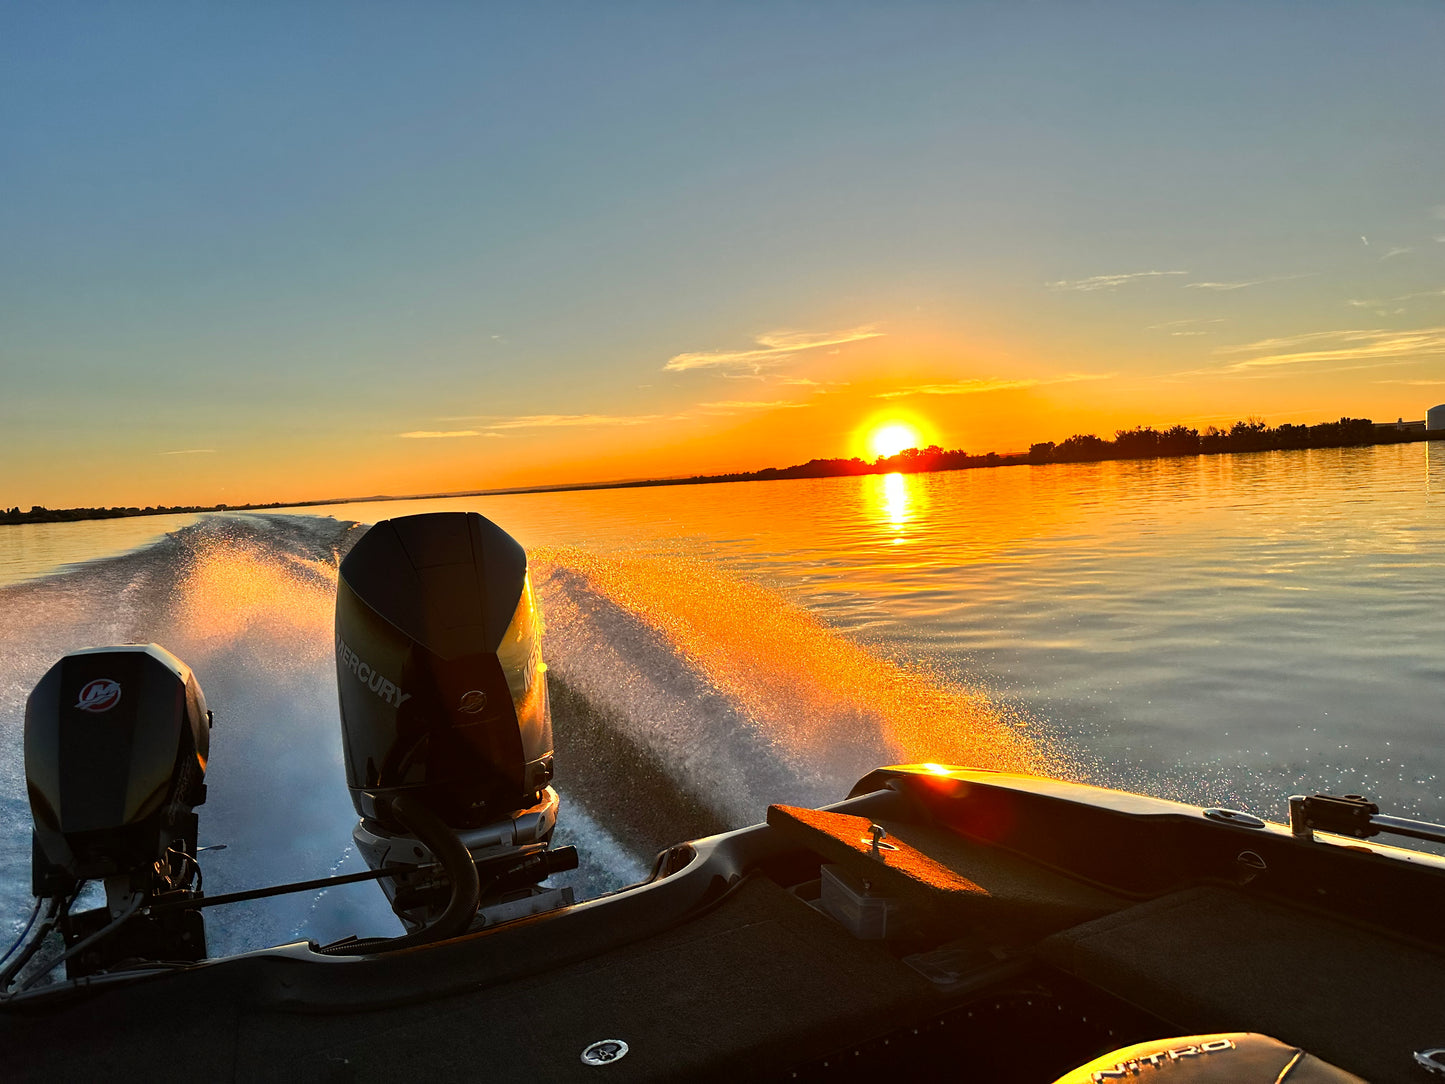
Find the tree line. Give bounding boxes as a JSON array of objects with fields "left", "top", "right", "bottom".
[
  {"left": 1028, "top": 415, "right": 1391, "bottom": 464},
  {"left": 0, "top": 501, "right": 290, "bottom": 525},
  {"left": 2, "top": 415, "right": 1435, "bottom": 524},
  {"left": 674, "top": 415, "right": 1428, "bottom": 486}
]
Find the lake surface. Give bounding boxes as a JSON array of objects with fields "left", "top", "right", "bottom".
[{"left": 2, "top": 442, "right": 1443, "bottom": 952}]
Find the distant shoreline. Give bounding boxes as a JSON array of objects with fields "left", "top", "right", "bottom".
[{"left": 5, "top": 417, "right": 1440, "bottom": 527}]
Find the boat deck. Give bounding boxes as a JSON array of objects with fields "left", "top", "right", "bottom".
[{"left": 7, "top": 768, "right": 1445, "bottom": 1082}]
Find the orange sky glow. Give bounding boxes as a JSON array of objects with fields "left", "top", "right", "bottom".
[{"left": 4, "top": 6, "right": 1443, "bottom": 510}]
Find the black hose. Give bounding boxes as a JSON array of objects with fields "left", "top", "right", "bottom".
[
  {"left": 14, "top": 893, "right": 143, "bottom": 993},
  {"left": 317, "top": 793, "right": 481, "bottom": 956},
  {"left": 0, "top": 896, "right": 64, "bottom": 993},
  {"left": 0, "top": 898, "right": 42, "bottom": 972}
]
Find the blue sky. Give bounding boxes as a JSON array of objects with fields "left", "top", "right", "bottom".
[{"left": 4, "top": 2, "right": 1443, "bottom": 506}]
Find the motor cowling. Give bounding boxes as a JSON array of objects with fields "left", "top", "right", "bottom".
[
  {"left": 335, "top": 512, "right": 554, "bottom": 832},
  {"left": 24, "top": 644, "right": 210, "bottom": 895}
]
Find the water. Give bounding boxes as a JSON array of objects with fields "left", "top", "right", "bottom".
[{"left": 2, "top": 443, "right": 1442, "bottom": 956}]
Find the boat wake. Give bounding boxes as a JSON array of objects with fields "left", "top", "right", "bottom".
[{"left": 0, "top": 515, "right": 1048, "bottom": 955}]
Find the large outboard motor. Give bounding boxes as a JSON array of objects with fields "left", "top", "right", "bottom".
[
  {"left": 19, "top": 644, "right": 209, "bottom": 979},
  {"left": 335, "top": 512, "right": 573, "bottom": 934}
]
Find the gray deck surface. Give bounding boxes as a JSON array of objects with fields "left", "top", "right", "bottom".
[
  {"left": 10, "top": 875, "right": 943, "bottom": 1083},
  {"left": 1040, "top": 886, "right": 1445, "bottom": 1084}
]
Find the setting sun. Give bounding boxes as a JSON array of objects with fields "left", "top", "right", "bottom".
[{"left": 870, "top": 423, "right": 921, "bottom": 459}]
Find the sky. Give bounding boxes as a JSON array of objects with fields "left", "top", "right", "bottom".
[{"left": 4, "top": 2, "right": 1444, "bottom": 508}]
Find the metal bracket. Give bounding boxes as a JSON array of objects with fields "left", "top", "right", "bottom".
[{"left": 1289, "top": 793, "right": 1445, "bottom": 845}]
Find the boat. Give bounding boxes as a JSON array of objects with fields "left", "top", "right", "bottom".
[{"left": 3, "top": 512, "right": 1443, "bottom": 1082}]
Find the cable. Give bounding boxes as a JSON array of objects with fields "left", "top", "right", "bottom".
[
  {"left": 0, "top": 895, "right": 65, "bottom": 993},
  {"left": 148, "top": 861, "right": 425, "bottom": 914},
  {"left": 0, "top": 898, "right": 43, "bottom": 972},
  {"left": 15, "top": 892, "right": 143, "bottom": 994}
]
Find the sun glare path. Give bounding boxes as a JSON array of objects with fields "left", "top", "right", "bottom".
[
  {"left": 870, "top": 423, "right": 920, "bottom": 459},
  {"left": 534, "top": 548, "right": 1059, "bottom": 779},
  {"left": 882, "top": 472, "right": 911, "bottom": 530}
]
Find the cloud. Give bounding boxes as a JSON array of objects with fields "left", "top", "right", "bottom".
[
  {"left": 1346, "top": 287, "right": 1444, "bottom": 316},
  {"left": 1183, "top": 272, "right": 1316, "bottom": 291},
  {"left": 1380, "top": 246, "right": 1414, "bottom": 262},
  {"left": 664, "top": 325, "right": 882, "bottom": 372},
  {"left": 160, "top": 448, "right": 215, "bottom": 455},
  {"left": 1047, "top": 271, "right": 1188, "bottom": 292},
  {"left": 487, "top": 414, "right": 667, "bottom": 429},
  {"left": 778, "top": 377, "right": 850, "bottom": 394},
  {"left": 1375, "top": 377, "right": 1445, "bottom": 386},
  {"left": 1159, "top": 367, "right": 1228, "bottom": 380},
  {"left": 403, "top": 413, "right": 670, "bottom": 437},
  {"left": 1219, "top": 326, "right": 1445, "bottom": 372},
  {"left": 876, "top": 372, "right": 1113, "bottom": 399},
  {"left": 1232, "top": 359, "right": 1419, "bottom": 380},
  {"left": 398, "top": 430, "right": 498, "bottom": 439},
  {"left": 1148, "top": 318, "right": 1225, "bottom": 330},
  {"left": 695, "top": 399, "right": 809, "bottom": 416}
]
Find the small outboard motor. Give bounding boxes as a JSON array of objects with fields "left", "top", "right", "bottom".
[
  {"left": 336, "top": 512, "right": 574, "bottom": 935},
  {"left": 18, "top": 644, "right": 209, "bottom": 980}
]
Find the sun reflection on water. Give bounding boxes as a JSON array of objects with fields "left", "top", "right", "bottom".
[
  {"left": 883, "top": 472, "right": 909, "bottom": 529},
  {"left": 865, "top": 471, "right": 928, "bottom": 546}
]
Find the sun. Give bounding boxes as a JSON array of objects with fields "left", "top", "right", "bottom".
[
  {"left": 852, "top": 410, "right": 939, "bottom": 461},
  {"left": 869, "top": 422, "right": 921, "bottom": 459}
]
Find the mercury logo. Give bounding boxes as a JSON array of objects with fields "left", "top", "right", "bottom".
[
  {"left": 458, "top": 690, "right": 488, "bottom": 715},
  {"left": 75, "top": 679, "right": 122, "bottom": 713},
  {"left": 335, "top": 634, "right": 413, "bottom": 709}
]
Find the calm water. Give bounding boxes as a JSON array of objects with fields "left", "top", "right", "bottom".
[{"left": 2, "top": 443, "right": 1442, "bottom": 950}]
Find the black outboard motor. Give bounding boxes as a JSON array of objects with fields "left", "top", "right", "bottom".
[
  {"left": 18, "top": 644, "right": 209, "bottom": 980},
  {"left": 336, "top": 512, "right": 574, "bottom": 934}
]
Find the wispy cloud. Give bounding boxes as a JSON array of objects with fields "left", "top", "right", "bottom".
[
  {"left": 407, "top": 414, "right": 669, "bottom": 437},
  {"left": 696, "top": 399, "right": 808, "bottom": 415},
  {"left": 1184, "top": 272, "right": 1317, "bottom": 291},
  {"left": 876, "top": 372, "right": 1113, "bottom": 399},
  {"left": 487, "top": 414, "right": 667, "bottom": 429},
  {"left": 1380, "top": 246, "right": 1414, "bottom": 262},
  {"left": 1232, "top": 360, "right": 1419, "bottom": 380},
  {"left": 664, "top": 325, "right": 882, "bottom": 373},
  {"left": 1219, "top": 326, "right": 1445, "bottom": 372},
  {"left": 1345, "top": 286, "right": 1445, "bottom": 317},
  {"left": 1047, "top": 270, "right": 1188, "bottom": 292},
  {"left": 1374, "top": 377, "right": 1445, "bottom": 386},
  {"left": 160, "top": 448, "right": 215, "bottom": 455},
  {"left": 1148, "top": 318, "right": 1225, "bottom": 331},
  {"left": 398, "top": 429, "right": 500, "bottom": 439}
]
